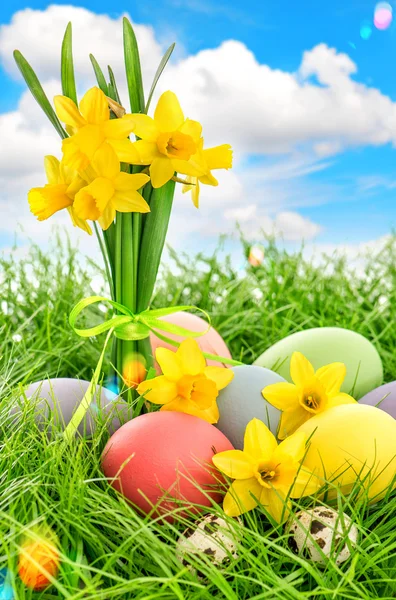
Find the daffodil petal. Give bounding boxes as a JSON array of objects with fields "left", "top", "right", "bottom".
[
  {"left": 199, "top": 172, "right": 218, "bottom": 186},
  {"left": 327, "top": 393, "right": 357, "bottom": 409},
  {"left": 176, "top": 338, "right": 206, "bottom": 377},
  {"left": 125, "top": 114, "right": 159, "bottom": 141},
  {"left": 154, "top": 91, "right": 184, "bottom": 132},
  {"left": 198, "top": 401, "right": 219, "bottom": 424},
  {"left": 67, "top": 207, "right": 92, "bottom": 235},
  {"left": 114, "top": 172, "right": 150, "bottom": 192},
  {"left": 132, "top": 140, "right": 160, "bottom": 164},
  {"left": 275, "top": 431, "right": 307, "bottom": 463},
  {"left": 242, "top": 417, "right": 277, "bottom": 460},
  {"left": 54, "top": 95, "right": 86, "bottom": 129},
  {"left": 61, "top": 138, "right": 90, "bottom": 172},
  {"left": 172, "top": 158, "right": 207, "bottom": 177},
  {"left": 290, "top": 352, "right": 315, "bottom": 387},
  {"left": 277, "top": 409, "right": 311, "bottom": 440},
  {"left": 70, "top": 125, "right": 105, "bottom": 164},
  {"left": 316, "top": 363, "right": 346, "bottom": 396},
  {"left": 223, "top": 479, "right": 261, "bottom": 517},
  {"left": 155, "top": 348, "right": 183, "bottom": 381},
  {"left": 262, "top": 382, "right": 299, "bottom": 411},
  {"left": 178, "top": 119, "right": 202, "bottom": 142},
  {"left": 203, "top": 366, "right": 234, "bottom": 391},
  {"left": 212, "top": 450, "right": 254, "bottom": 479},
  {"left": 98, "top": 204, "right": 116, "bottom": 231},
  {"left": 79, "top": 87, "right": 109, "bottom": 124},
  {"left": 150, "top": 157, "right": 175, "bottom": 188},
  {"left": 111, "top": 191, "right": 150, "bottom": 213},
  {"left": 108, "top": 139, "right": 142, "bottom": 164},
  {"left": 137, "top": 376, "right": 178, "bottom": 405},
  {"left": 44, "top": 156, "right": 60, "bottom": 184},
  {"left": 290, "top": 467, "right": 321, "bottom": 498},
  {"left": 203, "top": 144, "right": 233, "bottom": 170},
  {"left": 91, "top": 144, "right": 119, "bottom": 180},
  {"left": 259, "top": 488, "right": 290, "bottom": 523},
  {"left": 159, "top": 396, "right": 217, "bottom": 423},
  {"left": 102, "top": 116, "right": 135, "bottom": 140}
]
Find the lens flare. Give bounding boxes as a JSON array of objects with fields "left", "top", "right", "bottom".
[
  {"left": 374, "top": 2, "right": 393, "bottom": 29},
  {"left": 18, "top": 526, "right": 59, "bottom": 591},
  {"left": 122, "top": 353, "right": 147, "bottom": 389},
  {"left": 0, "top": 568, "right": 13, "bottom": 600},
  {"left": 360, "top": 20, "right": 373, "bottom": 39},
  {"left": 248, "top": 246, "right": 265, "bottom": 267}
]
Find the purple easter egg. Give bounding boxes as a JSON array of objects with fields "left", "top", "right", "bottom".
[{"left": 359, "top": 381, "right": 396, "bottom": 418}]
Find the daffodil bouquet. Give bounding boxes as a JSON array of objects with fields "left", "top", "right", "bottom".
[{"left": 15, "top": 20, "right": 232, "bottom": 402}]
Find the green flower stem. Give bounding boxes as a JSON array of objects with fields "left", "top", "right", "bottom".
[
  {"left": 115, "top": 215, "right": 123, "bottom": 387},
  {"left": 93, "top": 222, "right": 114, "bottom": 300}
]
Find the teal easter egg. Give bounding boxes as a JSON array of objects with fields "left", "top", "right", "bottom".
[
  {"left": 216, "top": 365, "right": 284, "bottom": 449},
  {"left": 254, "top": 327, "right": 383, "bottom": 399}
]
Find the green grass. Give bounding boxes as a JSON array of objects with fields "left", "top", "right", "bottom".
[{"left": 0, "top": 231, "right": 395, "bottom": 599}]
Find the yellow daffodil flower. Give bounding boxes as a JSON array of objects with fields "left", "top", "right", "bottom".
[
  {"left": 212, "top": 418, "right": 319, "bottom": 522},
  {"left": 28, "top": 156, "right": 92, "bottom": 234},
  {"left": 54, "top": 87, "right": 139, "bottom": 171},
  {"left": 127, "top": 91, "right": 207, "bottom": 188},
  {"left": 262, "top": 352, "right": 357, "bottom": 440},
  {"left": 182, "top": 140, "right": 233, "bottom": 208},
  {"left": 73, "top": 144, "right": 150, "bottom": 231},
  {"left": 137, "top": 338, "right": 234, "bottom": 423}
]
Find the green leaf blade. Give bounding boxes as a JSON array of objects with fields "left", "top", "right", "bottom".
[
  {"left": 61, "top": 22, "right": 77, "bottom": 104},
  {"left": 145, "top": 43, "right": 175, "bottom": 114},
  {"left": 13, "top": 50, "right": 67, "bottom": 140},
  {"left": 89, "top": 54, "right": 109, "bottom": 95},
  {"left": 123, "top": 17, "right": 145, "bottom": 113}
]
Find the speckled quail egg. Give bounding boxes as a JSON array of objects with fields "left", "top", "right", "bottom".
[
  {"left": 176, "top": 514, "right": 241, "bottom": 576},
  {"left": 287, "top": 506, "right": 358, "bottom": 566}
]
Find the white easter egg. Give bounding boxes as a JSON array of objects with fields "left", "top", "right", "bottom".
[{"left": 288, "top": 506, "right": 358, "bottom": 565}]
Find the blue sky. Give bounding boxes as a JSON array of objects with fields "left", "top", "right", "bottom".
[{"left": 0, "top": 0, "right": 395, "bottom": 257}]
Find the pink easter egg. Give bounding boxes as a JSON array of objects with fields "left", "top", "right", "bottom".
[
  {"left": 150, "top": 312, "right": 232, "bottom": 374},
  {"left": 101, "top": 411, "right": 234, "bottom": 521}
]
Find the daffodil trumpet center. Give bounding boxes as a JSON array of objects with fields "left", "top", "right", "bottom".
[
  {"left": 299, "top": 383, "right": 327, "bottom": 414},
  {"left": 255, "top": 461, "right": 280, "bottom": 488},
  {"left": 157, "top": 131, "right": 197, "bottom": 160},
  {"left": 177, "top": 374, "right": 218, "bottom": 408}
]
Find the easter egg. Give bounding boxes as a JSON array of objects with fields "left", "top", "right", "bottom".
[
  {"left": 101, "top": 411, "right": 234, "bottom": 520},
  {"left": 16, "top": 378, "right": 131, "bottom": 437},
  {"left": 176, "top": 514, "right": 242, "bottom": 577},
  {"left": 216, "top": 365, "right": 284, "bottom": 449},
  {"left": 288, "top": 506, "right": 358, "bottom": 566},
  {"left": 254, "top": 327, "right": 383, "bottom": 399},
  {"left": 298, "top": 404, "right": 396, "bottom": 501},
  {"left": 359, "top": 381, "right": 396, "bottom": 418},
  {"left": 150, "top": 312, "right": 232, "bottom": 374}
]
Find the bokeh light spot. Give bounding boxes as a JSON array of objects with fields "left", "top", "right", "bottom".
[
  {"left": 0, "top": 568, "right": 14, "bottom": 600},
  {"left": 123, "top": 353, "right": 147, "bottom": 389},
  {"left": 374, "top": 2, "right": 393, "bottom": 29},
  {"left": 360, "top": 20, "right": 373, "bottom": 40},
  {"left": 248, "top": 246, "right": 265, "bottom": 267}
]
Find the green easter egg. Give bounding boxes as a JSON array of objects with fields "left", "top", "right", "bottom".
[{"left": 254, "top": 327, "right": 383, "bottom": 399}]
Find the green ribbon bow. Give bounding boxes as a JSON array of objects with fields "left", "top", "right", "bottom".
[{"left": 63, "top": 296, "right": 241, "bottom": 444}]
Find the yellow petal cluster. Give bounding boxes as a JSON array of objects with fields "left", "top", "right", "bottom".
[
  {"left": 28, "top": 86, "right": 233, "bottom": 231},
  {"left": 212, "top": 418, "right": 319, "bottom": 522},
  {"left": 262, "top": 352, "right": 357, "bottom": 439},
  {"left": 137, "top": 338, "right": 234, "bottom": 423}
]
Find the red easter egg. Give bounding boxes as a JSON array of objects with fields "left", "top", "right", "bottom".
[
  {"left": 102, "top": 411, "right": 234, "bottom": 520},
  {"left": 150, "top": 312, "right": 232, "bottom": 374}
]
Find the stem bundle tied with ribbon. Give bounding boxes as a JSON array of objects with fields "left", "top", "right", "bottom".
[{"left": 63, "top": 298, "right": 242, "bottom": 441}]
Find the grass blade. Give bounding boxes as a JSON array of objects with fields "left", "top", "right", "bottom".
[
  {"left": 123, "top": 17, "right": 145, "bottom": 113},
  {"left": 137, "top": 180, "right": 175, "bottom": 311},
  {"left": 108, "top": 66, "right": 121, "bottom": 104},
  {"left": 61, "top": 22, "right": 77, "bottom": 104},
  {"left": 145, "top": 43, "right": 175, "bottom": 114},
  {"left": 13, "top": 50, "right": 67, "bottom": 140},
  {"left": 89, "top": 54, "right": 109, "bottom": 95}
]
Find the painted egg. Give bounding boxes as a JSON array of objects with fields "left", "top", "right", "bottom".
[
  {"left": 101, "top": 411, "right": 234, "bottom": 520},
  {"left": 176, "top": 514, "right": 241, "bottom": 577},
  {"left": 254, "top": 327, "right": 383, "bottom": 399},
  {"left": 216, "top": 365, "right": 284, "bottom": 449},
  {"left": 359, "top": 381, "right": 396, "bottom": 418},
  {"left": 15, "top": 378, "right": 131, "bottom": 437},
  {"left": 150, "top": 312, "right": 232, "bottom": 374},
  {"left": 288, "top": 506, "right": 358, "bottom": 565},
  {"left": 298, "top": 404, "right": 396, "bottom": 501}
]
